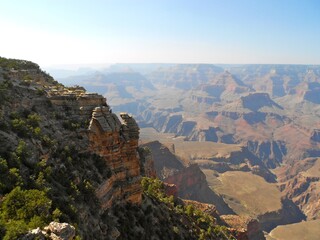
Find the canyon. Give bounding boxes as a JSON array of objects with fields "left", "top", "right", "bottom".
[
  {"left": 0, "top": 57, "right": 242, "bottom": 239},
  {"left": 55, "top": 63, "right": 320, "bottom": 238}
]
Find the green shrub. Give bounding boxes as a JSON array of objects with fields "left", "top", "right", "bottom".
[
  {"left": 0, "top": 187, "right": 52, "bottom": 239},
  {"left": 11, "top": 118, "right": 28, "bottom": 137},
  {"left": 0, "top": 157, "right": 23, "bottom": 194},
  {"left": 27, "top": 113, "right": 41, "bottom": 127},
  {"left": 1, "top": 220, "right": 28, "bottom": 240},
  {"left": 185, "top": 204, "right": 195, "bottom": 217},
  {"left": 10, "top": 113, "right": 42, "bottom": 138},
  {"left": 15, "top": 140, "right": 30, "bottom": 163},
  {"left": 41, "top": 135, "right": 55, "bottom": 148}
]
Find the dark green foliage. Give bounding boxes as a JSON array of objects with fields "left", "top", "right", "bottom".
[
  {"left": 0, "top": 157, "right": 23, "bottom": 194},
  {"left": 0, "top": 187, "right": 52, "bottom": 239},
  {"left": 15, "top": 140, "right": 30, "bottom": 163},
  {"left": 141, "top": 177, "right": 174, "bottom": 206},
  {"left": 10, "top": 118, "right": 29, "bottom": 137},
  {"left": 10, "top": 112, "right": 42, "bottom": 138},
  {"left": 27, "top": 113, "right": 41, "bottom": 127}
]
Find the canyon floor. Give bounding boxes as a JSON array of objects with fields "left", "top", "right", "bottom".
[{"left": 140, "top": 127, "right": 316, "bottom": 236}]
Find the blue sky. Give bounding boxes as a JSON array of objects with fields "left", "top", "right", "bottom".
[{"left": 0, "top": 0, "right": 319, "bottom": 66}]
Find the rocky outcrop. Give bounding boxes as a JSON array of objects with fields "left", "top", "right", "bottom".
[
  {"left": 21, "top": 222, "right": 75, "bottom": 240},
  {"left": 49, "top": 92, "right": 107, "bottom": 119},
  {"left": 164, "top": 164, "right": 234, "bottom": 215},
  {"left": 87, "top": 106, "right": 142, "bottom": 209},
  {"left": 182, "top": 199, "right": 221, "bottom": 221},
  {"left": 140, "top": 141, "right": 184, "bottom": 179},
  {"left": 163, "top": 182, "right": 178, "bottom": 197},
  {"left": 44, "top": 222, "right": 76, "bottom": 240},
  {"left": 221, "top": 215, "right": 265, "bottom": 240}
]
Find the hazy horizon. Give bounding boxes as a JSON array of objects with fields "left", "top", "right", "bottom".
[{"left": 1, "top": 0, "right": 320, "bottom": 67}]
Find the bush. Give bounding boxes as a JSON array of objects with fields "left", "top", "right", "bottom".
[
  {"left": 0, "top": 187, "right": 52, "bottom": 239},
  {"left": 41, "top": 135, "right": 55, "bottom": 148},
  {"left": 0, "top": 157, "right": 23, "bottom": 194},
  {"left": 15, "top": 140, "right": 30, "bottom": 163},
  {"left": 1, "top": 220, "right": 28, "bottom": 240},
  {"left": 27, "top": 113, "right": 41, "bottom": 127},
  {"left": 11, "top": 119, "right": 28, "bottom": 137},
  {"left": 10, "top": 113, "right": 42, "bottom": 138}
]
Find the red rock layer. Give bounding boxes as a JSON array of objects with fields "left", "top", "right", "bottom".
[{"left": 88, "top": 106, "right": 142, "bottom": 209}]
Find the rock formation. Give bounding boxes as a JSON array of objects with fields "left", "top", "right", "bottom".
[
  {"left": 140, "top": 141, "right": 184, "bottom": 179},
  {"left": 240, "top": 92, "right": 283, "bottom": 112},
  {"left": 221, "top": 215, "right": 265, "bottom": 240},
  {"left": 87, "top": 106, "right": 142, "bottom": 209},
  {"left": 21, "top": 222, "right": 75, "bottom": 240},
  {"left": 164, "top": 164, "right": 234, "bottom": 215}
]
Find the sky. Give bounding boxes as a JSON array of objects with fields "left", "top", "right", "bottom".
[{"left": 0, "top": 0, "right": 320, "bottom": 67}]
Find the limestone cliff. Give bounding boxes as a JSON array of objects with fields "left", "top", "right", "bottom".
[{"left": 87, "top": 106, "right": 142, "bottom": 209}]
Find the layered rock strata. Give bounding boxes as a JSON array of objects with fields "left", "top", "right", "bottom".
[
  {"left": 87, "top": 106, "right": 142, "bottom": 209},
  {"left": 49, "top": 93, "right": 106, "bottom": 118}
]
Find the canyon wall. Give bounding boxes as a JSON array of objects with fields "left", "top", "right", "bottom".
[{"left": 87, "top": 106, "right": 142, "bottom": 209}]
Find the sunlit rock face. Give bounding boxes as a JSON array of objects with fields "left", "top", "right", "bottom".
[{"left": 88, "top": 106, "right": 142, "bottom": 209}]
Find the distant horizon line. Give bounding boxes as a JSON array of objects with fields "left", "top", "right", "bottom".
[{"left": 43, "top": 62, "right": 320, "bottom": 69}]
